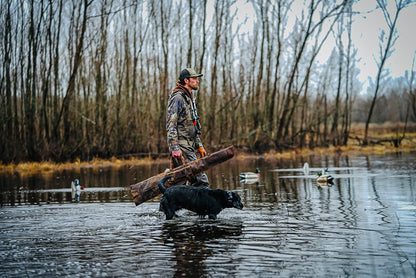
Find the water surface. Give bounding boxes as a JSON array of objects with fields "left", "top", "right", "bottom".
[{"left": 1, "top": 152, "right": 415, "bottom": 277}]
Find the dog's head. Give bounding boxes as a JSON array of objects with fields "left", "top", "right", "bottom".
[{"left": 227, "top": 191, "right": 244, "bottom": 209}]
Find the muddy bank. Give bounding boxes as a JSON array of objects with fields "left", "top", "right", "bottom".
[{"left": 2, "top": 142, "right": 416, "bottom": 176}]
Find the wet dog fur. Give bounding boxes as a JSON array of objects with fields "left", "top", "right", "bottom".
[{"left": 157, "top": 176, "right": 243, "bottom": 220}]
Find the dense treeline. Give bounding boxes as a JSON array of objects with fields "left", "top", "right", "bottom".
[{"left": 1, "top": 0, "right": 415, "bottom": 163}]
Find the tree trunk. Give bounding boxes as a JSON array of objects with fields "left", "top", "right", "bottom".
[
  {"left": 54, "top": 0, "right": 90, "bottom": 149},
  {"left": 364, "top": 0, "right": 404, "bottom": 145}
]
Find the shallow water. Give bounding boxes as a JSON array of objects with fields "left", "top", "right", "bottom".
[{"left": 1, "top": 152, "right": 416, "bottom": 277}]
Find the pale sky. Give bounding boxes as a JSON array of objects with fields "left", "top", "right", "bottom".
[
  {"left": 214, "top": 0, "right": 416, "bottom": 93},
  {"left": 352, "top": 1, "right": 416, "bottom": 91}
]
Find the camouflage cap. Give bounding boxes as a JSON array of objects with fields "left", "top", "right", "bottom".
[{"left": 179, "top": 68, "right": 203, "bottom": 82}]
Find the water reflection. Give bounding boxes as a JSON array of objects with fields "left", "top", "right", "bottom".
[
  {"left": 1, "top": 186, "right": 131, "bottom": 205},
  {"left": 1, "top": 152, "right": 416, "bottom": 277},
  {"left": 0, "top": 161, "right": 170, "bottom": 206},
  {"left": 161, "top": 219, "right": 243, "bottom": 277}
]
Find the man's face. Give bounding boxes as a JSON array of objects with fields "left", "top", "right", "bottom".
[{"left": 185, "top": 77, "right": 200, "bottom": 90}]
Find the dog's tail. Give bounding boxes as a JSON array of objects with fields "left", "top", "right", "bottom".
[{"left": 157, "top": 175, "right": 171, "bottom": 194}]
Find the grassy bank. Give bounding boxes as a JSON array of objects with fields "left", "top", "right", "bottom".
[
  {"left": 2, "top": 123, "right": 416, "bottom": 175},
  {"left": 0, "top": 156, "right": 161, "bottom": 176}
]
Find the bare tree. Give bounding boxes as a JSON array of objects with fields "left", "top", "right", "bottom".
[
  {"left": 207, "top": 0, "right": 226, "bottom": 145},
  {"left": 406, "top": 53, "right": 416, "bottom": 121},
  {"left": 363, "top": 0, "right": 410, "bottom": 145},
  {"left": 275, "top": 0, "right": 347, "bottom": 147},
  {"left": 269, "top": 0, "right": 291, "bottom": 137},
  {"left": 1, "top": 0, "right": 415, "bottom": 163},
  {"left": 187, "top": 0, "right": 193, "bottom": 66},
  {"left": 342, "top": 2, "right": 354, "bottom": 145},
  {"left": 53, "top": 0, "right": 91, "bottom": 152},
  {"left": 1, "top": 0, "right": 13, "bottom": 160},
  {"left": 198, "top": 0, "right": 207, "bottom": 73},
  {"left": 403, "top": 53, "right": 415, "bottom": 137}
]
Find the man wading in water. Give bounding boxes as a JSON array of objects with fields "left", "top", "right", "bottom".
[{"left": 166, "top": 68, "right": 209, "bottom": 187}]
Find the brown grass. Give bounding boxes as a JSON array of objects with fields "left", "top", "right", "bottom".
[
  {"left": 2, "top": 123, "right": 416, "bottom": 174},
  {"left": 0, "top": 156, "right": 161, "bottom": 175},
  {"left": 245, "top": 122, "right": 416, "bottom": 160}
]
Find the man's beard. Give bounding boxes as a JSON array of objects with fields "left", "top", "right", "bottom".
[{"left": 190, "top": 84, "right": 199, "bottom": 90}]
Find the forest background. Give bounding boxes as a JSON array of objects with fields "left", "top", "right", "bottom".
[{"left": 1, "top": 0, "right": 416, "bottom": 164}]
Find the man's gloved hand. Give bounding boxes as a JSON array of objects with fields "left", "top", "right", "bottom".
[
  {"left": 198, "top": 146, "right": 207, "bottom": 157},
  {"left": 172, "top": 149, "right": 182, "bottom": 158}
]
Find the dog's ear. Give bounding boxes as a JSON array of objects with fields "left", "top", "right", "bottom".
[
  {"left": 227, "top": 191, "right": 238, "bottom": 205},
  {"left": 227, "top": 191, "right": 233, "bottom": 202}
]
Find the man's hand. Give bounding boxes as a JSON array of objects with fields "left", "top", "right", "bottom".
[
  {"left": 198, "top": 146, "right": 207, "bottom": 157},
  {"left": 172, "top": 149, "right": 182, "bottom": 158}
]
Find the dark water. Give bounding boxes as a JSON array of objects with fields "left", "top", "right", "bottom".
[{"left": 1, "top": 152, "right": 416, "bottom": 277}]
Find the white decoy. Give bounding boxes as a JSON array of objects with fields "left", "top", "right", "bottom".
[
  {"left": 71, "top": 179, "right": 83, "bottom": 202},
  {"left": 303, "top": 162, "right": 310, "bottom": 175}
]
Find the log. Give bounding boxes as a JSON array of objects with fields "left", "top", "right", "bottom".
[{"left": 130, "top": 145, "right": 236, "bottom": 206}]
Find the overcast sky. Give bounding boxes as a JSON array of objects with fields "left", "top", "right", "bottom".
[
  {"left": 211, "top": 0, "right": 416, "bottom": 93},
  {"left": 351, "top": 1, "right": 416, "bottom": 90}
]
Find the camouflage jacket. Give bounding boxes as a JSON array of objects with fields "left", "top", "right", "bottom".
[{"left": 166, "top": 84, "right": 203, "bottom": 152}]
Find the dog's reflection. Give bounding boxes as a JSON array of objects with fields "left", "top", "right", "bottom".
[{"left": 161, "top": 219, "right": 243, "bottom": 277}]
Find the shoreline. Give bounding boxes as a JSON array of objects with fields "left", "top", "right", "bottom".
[
  {"left": 2, "top": 123, "right": 416, "bottom": 175},
  {"left": 2, "top": 144, "right": 416, "bottom": 175}
]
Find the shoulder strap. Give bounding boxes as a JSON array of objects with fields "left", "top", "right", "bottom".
[
  {"left": 171, "top": 91, "right": 201, "bottom": 133},
  {"left": 171, "top": 91, "right": 190, "bottom": 105}
]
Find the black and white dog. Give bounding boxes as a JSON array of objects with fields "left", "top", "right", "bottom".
[{"left": 157, "top": 176, "right": 243, "bottom": 220}]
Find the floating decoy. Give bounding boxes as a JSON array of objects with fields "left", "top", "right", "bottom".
[
  {"left": 316, "top": 168, "right": 334, "bottom": 183},
  {"left": 239, "top": 168, "right": 260, "bottom": 179},
  {"left": 303, "top": 162, "right": 310, "bottom": 175},
  {"left": 71, "top": 179, "right": 84, "bottom": 202}
]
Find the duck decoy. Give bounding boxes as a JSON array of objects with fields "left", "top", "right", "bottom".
[
  {"left": 71, "top": 179, "right": 84, "bottom": 202},
  {"left": 239, "top": 168, "right": 260, "bottom": 179},
  {"left": 316, "top": 168, "right": 334, "bottom": 183},
  {"left": 303, "top": 162, "right": 310, "bottom": 175}
]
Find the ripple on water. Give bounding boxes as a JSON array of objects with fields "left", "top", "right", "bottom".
[{"left": 2, "top": 153, "right": 416, "bottom": 277}]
